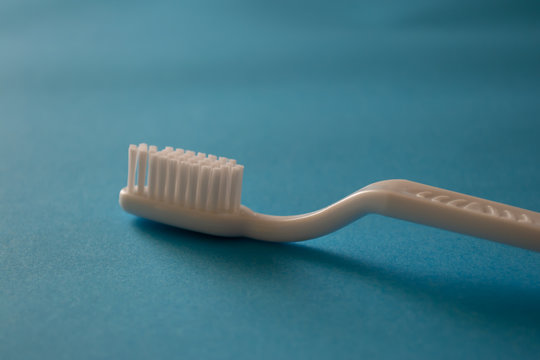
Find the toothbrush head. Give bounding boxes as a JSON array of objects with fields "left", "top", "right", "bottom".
[{"left": 119, "top": 143, "right": 250, "bottom": 237}]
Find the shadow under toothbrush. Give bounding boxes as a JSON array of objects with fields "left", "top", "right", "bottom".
[{"left": 132, "top": 217, "right": 540, "bottom": 331}]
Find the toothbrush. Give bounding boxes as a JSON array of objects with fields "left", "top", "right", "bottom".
[{"left": 119, "top": 144, "right": 540, "bottom": 251}]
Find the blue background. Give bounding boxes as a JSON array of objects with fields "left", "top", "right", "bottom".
[{"left": 1, "top": 0, "right": 540, "bottom": 359}]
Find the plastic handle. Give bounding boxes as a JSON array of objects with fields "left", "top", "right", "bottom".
[
  {"left": 120, "top": 178, "right": 540, "bottom": 250},
  {"left": 364, "top": 180, "right": 540, "bottom": 251}
]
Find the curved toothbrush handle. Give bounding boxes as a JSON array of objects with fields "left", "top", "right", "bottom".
[{"left": 365, "top": 180, "right": 540, "bottom": 251}]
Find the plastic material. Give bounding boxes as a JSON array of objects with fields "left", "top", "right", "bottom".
[{"left": 119, "top": 144, "right": 540, "bottom": 251}]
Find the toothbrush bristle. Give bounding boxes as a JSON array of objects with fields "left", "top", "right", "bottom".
[{"left": 126, "top": 144, "right": 244, "bottom": 212}]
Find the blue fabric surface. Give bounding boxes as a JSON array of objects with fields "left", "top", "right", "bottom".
[{"left": 1, "top": 1, "right": 540, "bottom": 359}]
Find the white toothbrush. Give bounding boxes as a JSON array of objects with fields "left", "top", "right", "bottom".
[{"left": 119, "top": 144, "right": 540, "bottom": 251}]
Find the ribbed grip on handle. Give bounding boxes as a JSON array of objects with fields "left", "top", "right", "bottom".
[{"left": 365, "top": 180, "right": 540, "bottom": 251}]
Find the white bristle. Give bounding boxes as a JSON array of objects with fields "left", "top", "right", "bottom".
[
  {"left": 137, "top": 144, "right": 148, "bottom": 194},
  {"left": 127, "top": 145, "right": 137, "bottom": 193},
  {"left": 217, "top": 165, "right": 230, "bottom": 211},
  {"left": 126, "top": 144, "right": 244, "bottom": 212},
  {"left": 174, "top": 160, "right": 188, "bottom": 204},
  {"left": 156, "top": 148, "right": 173, "bottom": 201},
  {"left": 195, "top": 166, "right": 211, "bottom": 210},
  {"left": 183, "top": 152, "right": 195, "bottom": 161},
  {"left": 147, "top": 146, "right": 158, "bottom": 198},
  {"left": 207, "top": 167, "right": 222, "bottom": 211},
  {"left": 230, "top": 165, "right": 244, "bottom": 210},
  {"left": 186, "top": 162, "right": 199, "bottom": 208},
  {"left": 154, "top": 152, "right": 165, "bottom": 200},
  {"left": 217, "top": 157, "right": 228, "bottom": 165},
  {"left": 164, "top": 154, "right": 177, "bottom": 202},
  {"left": 174, "top": 148, "right": 184, "bottom": 157}
]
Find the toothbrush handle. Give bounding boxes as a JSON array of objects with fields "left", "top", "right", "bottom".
[{"left": 365, "top": 180, "right": 540, "bottom": 251}]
